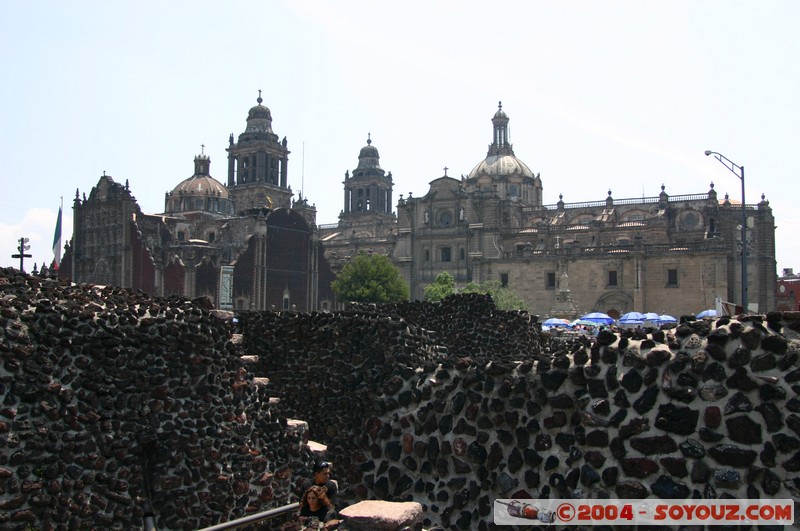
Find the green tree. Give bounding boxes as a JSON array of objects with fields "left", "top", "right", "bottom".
[
  {"left": 423, "top": 271, "right": 455, "bottom": 301},
  {"left": 332, "top": 252, "right": 409, "bottom": 303},
  {"left": 460, "top": 280, "right": 529, "bottom": 310}
]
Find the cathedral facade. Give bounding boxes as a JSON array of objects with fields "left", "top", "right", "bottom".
[
  {"left": 61, "top": 96, "right": 776, "bottom": 319},
  {"left": 61, "top": 95, "right": 335, "bottom": 312},
  {"left": 325, "top": 103, "right": 776, "bottom": 318},
  {"left": 394, "top": 104, "right": 776, "bottom": 317}
]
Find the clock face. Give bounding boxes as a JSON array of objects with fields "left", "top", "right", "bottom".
[
  {"left": 439, "top": 211, "right": 452, "bottom": 226},
  {"left": 780, "top": 285, "right": 786, "bottom": 293}
]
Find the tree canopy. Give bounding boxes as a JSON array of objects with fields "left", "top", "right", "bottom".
[
  {"left": 460, "top": 280, "right": 529, "bottom": 310},
  {"left": 422, "top": 273, "right": 529, "bottom": 310},
  {"left": 423, "top": 271, "right": 455, "bottom": 301},
  {"left": 332, "top": 252, "right": 409, "bottom": 303}
]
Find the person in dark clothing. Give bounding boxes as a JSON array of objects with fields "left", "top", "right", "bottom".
[
  {"left": 299, "top": 485, "right": 336, "bottom": 522},
  {"left": 302, "top": 460, "right": 338, "bottom": 501}
]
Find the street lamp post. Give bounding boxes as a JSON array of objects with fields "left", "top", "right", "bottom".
[{"left": 705, "top": 150, "right": 747, "bottom": 313}]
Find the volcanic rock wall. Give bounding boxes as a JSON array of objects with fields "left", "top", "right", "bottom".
[
  {"left": 247, "top": 298, "right": 800, "bottom": 530},
  {"left": 5, "top": 265, "right": 800, "bottom": 531},
  {"left": 0, "top": 268, "right": 310, "bottom": 530},
  {"left": 241, "top": 295, "right": 540, "bottom": 482}
]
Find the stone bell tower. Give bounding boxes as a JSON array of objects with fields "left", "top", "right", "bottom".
[
  {"left": 338, "top": 134, "right": 395, "bottom": 238},
  {"left": 226, "top": 90, "right": 292, "bottom": 213}
]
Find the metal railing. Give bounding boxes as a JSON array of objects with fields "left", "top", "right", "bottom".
[{"left": 196, "top": 502, "right": 300, "bottom": 531}]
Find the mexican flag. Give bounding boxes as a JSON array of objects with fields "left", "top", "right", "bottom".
[{"left": 52, "top": 205, "right": 62, "bottom": 270}]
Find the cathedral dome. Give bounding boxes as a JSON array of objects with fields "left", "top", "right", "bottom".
[
  {"left": 171, "top": 175, "right": 229, "bottom": 198},
  {"left": 467, "top": 103, "right": 534, "bottom": 179},
  {"left": 467, "top": 153, "right": 534, "bottom": 179},
  {"left": 356, "top": 136, "right": 381, "bottom": 170},
  {"left": 165, "top": 154, "right": 233, "bottom": 215},
  {"left": 244, "top": 92, "right": 274, "bottom": 135},
  {"left": 493, "top": 107, "right": 508, "bottom": 121},
  {"left": 248, "top": 102, "right": 272, "bottom": 121}
]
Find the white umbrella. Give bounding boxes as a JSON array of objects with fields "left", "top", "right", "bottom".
[{"left": 696, "top": 309, "right": 717, "bottom": 318}]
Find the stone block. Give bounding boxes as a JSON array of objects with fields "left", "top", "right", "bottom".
[{"left": 339, "top": 500, "right": 423, "bottom": 530}]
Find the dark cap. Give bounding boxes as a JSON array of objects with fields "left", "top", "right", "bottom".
[{"left": 313, "top": 461, "right": 330, "bottom": 473}]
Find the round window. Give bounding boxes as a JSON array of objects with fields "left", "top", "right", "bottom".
[
  {"left": 680, "top": 211, "right": 700, "bottom": 230},
  {"left": 439, "top": 211, "right": 452, "bottom": 226}
]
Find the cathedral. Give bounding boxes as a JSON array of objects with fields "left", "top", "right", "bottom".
[
  {"left": 323, "top": 102, "right": 776, "bottom": 318},
  {"left": 61, "top": 93, "right": 335, "bottom": 312},
  {"left": 61, "top": 95, "right": 777, "bottom": 318}
]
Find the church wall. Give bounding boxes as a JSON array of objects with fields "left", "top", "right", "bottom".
[
  {"left": 71, "top": 177, "right": 140, "bottom": 289},
  {"left": 233, "top": 237, "right": 256, "bottom": 310},
  {"left": 130, "top": 222, "right": 156, "bottom": 294},
  {"left": 264, "top": 212, "right": 312, "bottom": 311},
  {"left": 227, "top": 210, "right": 328, "bottom": 311},
  {"left": 636, "top": 252, "right": 726, "bottom": 316},
  {"left": 752, "top": 204, "right": 778, "bottom": 312},
  {"left": 164, "top": 259, "right": 185, "bottom": 296},
  {"left": 195, "top": 258, "right": 219, "bottom": 305},
  {"left": 317, "top": 248, "right": 336, "bottom": 311},
  {"left": 264, "top": 252, "right": 309, "bottom": 311},
  {"left": 482, "top": 250, "right": 731, "bottom": 318}
]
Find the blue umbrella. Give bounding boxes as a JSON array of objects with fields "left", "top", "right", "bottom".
[
  {"left": 543, "top": 318, "right": 571, "bottom": 327},
  {"left": 620, "top": 311, "right": 645, "bottom": 321},
  {"left": 658, "top": 314, "right": 678, "bottom": 324},
  {"left": 696, "top": 309, "right": 717, "bottom": 318},
  {"left": 643, "top": 312, "right": 661, "bottom": 321},
  {"left": 580, "top": 312, "right": 615, "bottom": 325}
]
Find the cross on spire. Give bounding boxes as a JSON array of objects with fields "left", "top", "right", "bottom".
[
  {"left": 201, "top": 143, "right": 205, "bottom": 154},
  {"left": 498, "top": 101, "right": 502, "bottom": 111},
  {"left": 367, "top": 132, "right": 371, "bottom": 145},
  {"left": 257, "top": 89, "right": 263, "bottom": 104},
  {"left": 443, "top": 166, "right": 448, "bottom": 176}
]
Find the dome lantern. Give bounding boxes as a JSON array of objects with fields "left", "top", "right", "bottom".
[
  {"left": 357, "top": 133, "right": 381, "bottom": 170},
  {"left": 467, "top": 103, "right": 535, "bottom": 180},
  {"left": 244, "top": 89, "right": 274, "bottom": 135}
]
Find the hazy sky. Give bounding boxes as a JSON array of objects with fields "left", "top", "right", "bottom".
[{"left": 2, "top": 1, "right": 798, "bottom": 279}]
